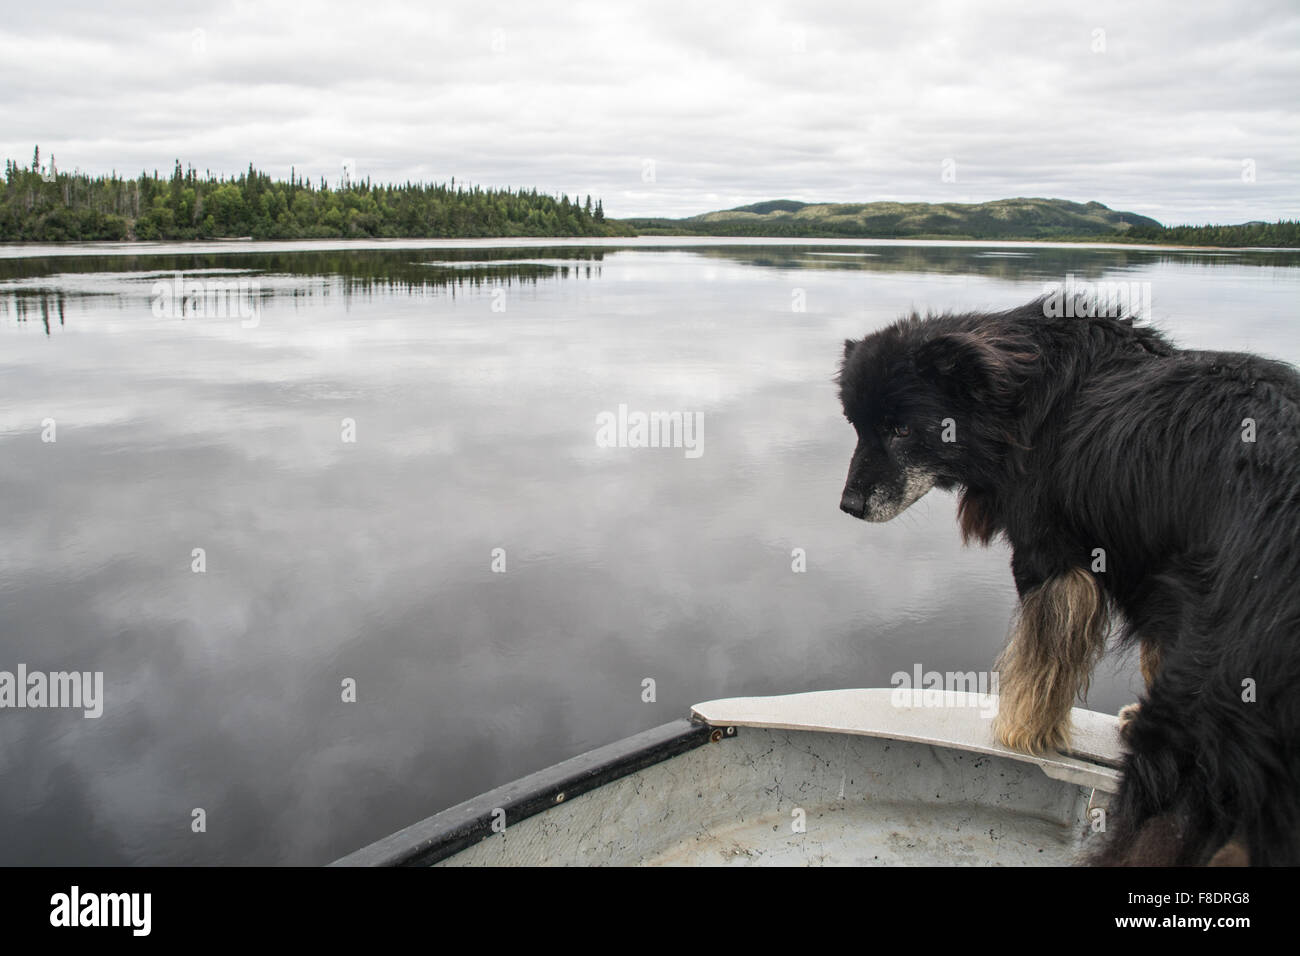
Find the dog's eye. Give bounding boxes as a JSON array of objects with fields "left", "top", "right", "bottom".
[{"left": 893, "top": 424, "right": 910, "bottom": 438}]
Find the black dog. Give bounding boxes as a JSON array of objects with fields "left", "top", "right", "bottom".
[{"left": 838, "top": 297, "right": 1300, "bottom": 865}]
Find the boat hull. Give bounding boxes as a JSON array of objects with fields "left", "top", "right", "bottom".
[
  {"left": 333, "top": 689, "right": 1121, "bottom": 866},
  {"left": 436, "top": 725, "right": 1098, "bottom": 866}
]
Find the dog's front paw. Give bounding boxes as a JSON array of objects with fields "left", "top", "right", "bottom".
[
  {"left": 993, "top": 712, "right": 1071, "bottom": 755},
  {"left": 1118, "top": 702, "right": 1141, "bottom": 741}
]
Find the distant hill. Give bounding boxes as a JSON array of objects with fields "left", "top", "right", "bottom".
[
  {"left": 622, "top": 197, "right": 1165, "bottom": 240},
  {"left": 725, "top": 199, "right": 811, "bottom": 215}
]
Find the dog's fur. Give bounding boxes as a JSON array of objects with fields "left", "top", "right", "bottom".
[{"left": 838, "top": 298, "right": 1300, "bottom": 865}]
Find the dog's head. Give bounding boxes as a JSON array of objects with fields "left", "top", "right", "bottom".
[{"left": 837, "top": 316, "right": 1035, "bottom": 521}]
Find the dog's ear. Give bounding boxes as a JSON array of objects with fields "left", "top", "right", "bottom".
[
  {"left": 914, "top": 331, "right": 1026, "bottom": 405},
  {"left": 843, "top": 338, "right": 858, "bottom": 360}
]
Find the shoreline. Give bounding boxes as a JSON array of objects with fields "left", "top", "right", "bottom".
[{"left": 1, "top": 234, "right": 1294, "bottom": 260}]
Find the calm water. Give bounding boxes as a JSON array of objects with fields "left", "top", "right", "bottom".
[{"left": 2, "top": 240, "right": 1298, "bottom": 865}]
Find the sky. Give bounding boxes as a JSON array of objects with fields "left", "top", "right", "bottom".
[{"left": 2, "top": 0, "right": 1296, "bottom": 225}]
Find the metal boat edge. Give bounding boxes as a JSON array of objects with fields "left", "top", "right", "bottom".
[{"left": 331, "top": 687, "right": 1124, "bottom": 867}]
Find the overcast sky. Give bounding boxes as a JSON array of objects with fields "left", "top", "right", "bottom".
[{"left": 2, "top": 1, "right": 1296, "bottom": 224}]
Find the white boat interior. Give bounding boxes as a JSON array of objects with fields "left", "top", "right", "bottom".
[{"left": 436, "top": 689, "right": 1124, "bottom": 866}]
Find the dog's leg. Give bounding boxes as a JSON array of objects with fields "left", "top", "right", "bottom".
[
  {"left": 1119, "top": 638, "right": 1162, "bottom": 735},
  {"left": 1206, "top": 838, "right": 1250, "bottom": 867},
  {"left": 1117, "top": 702, "right": 1141, "bottom": 734},
  {"left": 1139, "top": 638, "right": 1161, "bottom": 688},
  {"left": 993, "top": 566, "right": 1107, "bottom": 754}
]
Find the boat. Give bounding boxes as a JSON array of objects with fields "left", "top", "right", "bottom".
[{"left": 331, "top": 688, "right": 1124, "bottom": 866}]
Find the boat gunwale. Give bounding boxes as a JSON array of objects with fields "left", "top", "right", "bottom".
[
  {"left": 330, "top": 717, "right": 719, "bottom": 867},
  {"left": 691, "top": 688, "right": 1124, "bottom": 791},
  {"left": 331, "top": 688, "right": 1124, "bottom": 866}
]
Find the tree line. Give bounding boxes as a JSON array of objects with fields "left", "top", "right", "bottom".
[
  {"left": 1, "top": 148, "right": 632, "bottom": 241},
  {"left": 2, "top": 147, "right": 1294, "bottom": 246},
  {"left": 1123, "top": 220, "right": 1299, "bottom": 248}
]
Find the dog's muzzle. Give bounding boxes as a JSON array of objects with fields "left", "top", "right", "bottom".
[{"left": 840, "top": 489, "right": 866, "bottom": 518}]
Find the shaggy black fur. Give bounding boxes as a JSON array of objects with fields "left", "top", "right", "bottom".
[{"left": 838, "top": 297, "right": 1300, "bottom": 865}]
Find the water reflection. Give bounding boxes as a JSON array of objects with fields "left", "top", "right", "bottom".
[
  {"left": 1, "top": 242, "right": 1298, "bottom": 864},
  {"left": 1, "top": 289, "right": 68, "bottom": 334}
]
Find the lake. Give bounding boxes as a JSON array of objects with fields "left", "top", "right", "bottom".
[{"left": 2, "top": 238, "right": 1298, "bottom": 864}]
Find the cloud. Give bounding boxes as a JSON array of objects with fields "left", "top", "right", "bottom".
[{"left": 1, "top": 0, "right": 1296, "bottom": 224}]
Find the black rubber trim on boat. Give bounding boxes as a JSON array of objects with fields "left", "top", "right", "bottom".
[{"left": 331, "top": 717, "right": 724, "bottom": 866}]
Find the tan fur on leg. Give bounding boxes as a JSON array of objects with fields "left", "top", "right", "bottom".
[
  {"left": 1118, "top": 702, "right": 1141, "bottom": 736},
  {"left": 1139, "top": 638, "right": 1161, "bottom": 689},
  {"left": 1119, "top": 638, "right": 1162, "bottom": 738},
  {"left": 1206, "top": 839, "right": 1250, "bottom": 866},
  {"left": 993, "top": 567, "right": 1108, "bottom": 754}
]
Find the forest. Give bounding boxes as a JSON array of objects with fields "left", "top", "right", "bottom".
[
  {"left": 2, "top": 148, "right": 1294, "bottom": 246},
  {"left": 1122, "top": 220, "right": 1299, "bottom": 247},
  {"left": 1, "top": 148, "right": 632, "bottom": 241}
]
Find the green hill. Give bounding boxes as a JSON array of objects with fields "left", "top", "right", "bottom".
[
  {"left": 725, "top": 199, "right": 811, "bottom": 215},
  {"left": 623, "top": 197, "right": 1164, "bottom": 240}
]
